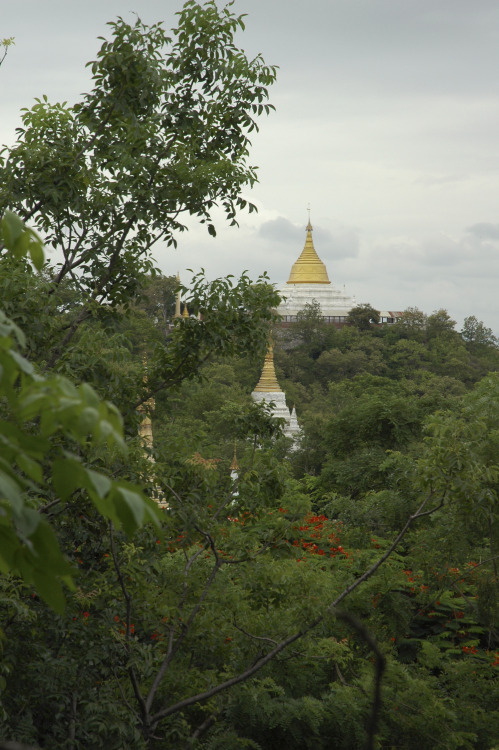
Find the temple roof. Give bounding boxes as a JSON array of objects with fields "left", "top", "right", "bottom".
[
  {"left": 253, "top": 342, "right": 282, "bottom": 393},
  {"left": 287, "top": 222, "right": 331, "bottom": 285}
]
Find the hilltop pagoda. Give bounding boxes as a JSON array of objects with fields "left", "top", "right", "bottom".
[{"left": 277, "top": 221, "right": 355, "bottom": 323}]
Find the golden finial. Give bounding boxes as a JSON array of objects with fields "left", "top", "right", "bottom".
[
  {"left": 182, "top": 303, "right": 189, "bottom": 319},
  {"left": 230, "top": 439, "right": 239, "bottom": 472}
]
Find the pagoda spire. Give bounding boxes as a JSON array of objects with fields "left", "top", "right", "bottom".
[
  {"left": 253, "top": 340, "right": 282, "bottom": 393},
  {"left": 138, "top": 359, "right": 155, "bottom": 450},
  {"left": 230, "top": 439, "right": 239, "bottom": 472},
  {"left": 174, "top": 272, "right": 182, "bottom": 318},
  {"left": 287, "top": 218, "right": 331, "bottom": 285},
  {"left": 251, "top": 340, "right": 301, "bottom": 441}
]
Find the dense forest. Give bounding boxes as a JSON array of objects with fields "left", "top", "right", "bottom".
[{"left": 1, "top": 3, "right": 498, "bottom": 749}]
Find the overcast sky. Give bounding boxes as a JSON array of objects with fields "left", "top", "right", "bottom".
[{"left": 2, "top": 0, "right": 499, "bottom": 331}]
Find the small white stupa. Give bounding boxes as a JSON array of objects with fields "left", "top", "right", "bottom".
[{"left": 251, "top": 342, "right": 300, "bottom": 440}]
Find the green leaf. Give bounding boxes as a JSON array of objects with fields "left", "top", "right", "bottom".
[
  {"left": 28, "top": 240, "right": 45, "bottom": 271},
  {"left": 114, "top": 485, "right": 145, "bottom": 533},
  {"left": 1, "top": 210, "right": 25, "bottom": 248},
  {"left": 16, "top": 506, "right": 41, "bottom": 538},
  {"left": 16, "top": 453, "right": 43, "bottom": 484},
  {"left": 0, "top": 471, "right": 24, "bottom": 514},
  {"left": 32, "top": 569, "right": 66, "bottom": 614},
  {"left": 85, "top": 468, "right": 111, "bottom": 499},
  {"left": 9, "top": 348, "right": 35, "bottom": 375},
  {"left": 29, "top": 518, "right": 73, "bottom": 570},
  {"left": 88, "top": 489, "right": 121, "bottom": 528},
  {"left": 80, "top": 382, "right": 101, "bottom": 409},
  {"left": 0, "top": 310, "right": 26, "bottom": 347},
  {"left": 52, "top": 457, "right": 83, "bottom": 501},
  {"left": 78, "top": 406, "right": 100, "bottom": 434}
]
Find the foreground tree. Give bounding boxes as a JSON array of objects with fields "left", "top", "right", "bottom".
[{"left": 0, "top": 0, "right": 277, "bottom": 367}]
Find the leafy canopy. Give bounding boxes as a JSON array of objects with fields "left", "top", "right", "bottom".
[
  {"left": 0, "top": 212, "right": 161, "bottom": 613},
  {"left": 0, "top": 1, "right": 277, "bottom": 363}
]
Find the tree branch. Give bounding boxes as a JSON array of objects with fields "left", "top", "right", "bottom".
[
  {"left": 233, "top": 620, "right": 279, "bottom": 646},
  {"left": 185, "top": 713, "right": 218, "bottom": 749},
  {"left": 109, "top": 522, "right": 147, "bottom": 719},
  {"left": 333, "top": 609, "right": 385, "bottom": 750},
  {"left": 330, "top": 491, "right": 442, "bottom": 611},
  {"left": 147, "top": 488, "right": 445, "bottom": 733},
  {"left": 144, "top": 543, "right": 223, "bottom": 714}
]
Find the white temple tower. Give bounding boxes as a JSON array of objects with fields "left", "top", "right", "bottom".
[
  {"left": 251, "top": 342, "right": 300, "bottom": 440},
  {"left": 277, "top": 221, "right": 356, "bottom": 323}
]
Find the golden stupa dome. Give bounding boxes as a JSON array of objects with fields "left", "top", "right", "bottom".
[
  {"left": 287, "top": 222, "right": 331, "bottom": 284},
  {"left": 253, "top": 342, "right": 282, "bottom": 393}
]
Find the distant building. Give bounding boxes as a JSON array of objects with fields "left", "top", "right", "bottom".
[{"left": 277, "top": 221, "right": 402, "bottom": 326}]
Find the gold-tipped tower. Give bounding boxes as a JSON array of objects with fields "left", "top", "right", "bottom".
[
  {"left": 253, "top": 341, "right": 281, "bottom": 393},
  {"left": 138, "top": 358, "right": 155, "bottom": 450},
  {"left": 287, "top": 221, "right": 330, "bottom": 285},
  {"left": 230, "top": 439, "right": 239, "bottom": 473},
  {"left": 174, "top": 272, "right": 182, "bottom": 319},
  {"left": 251, "top": 339, "right": 301, "bottom": 443}
]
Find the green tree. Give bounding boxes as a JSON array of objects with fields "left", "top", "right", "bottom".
[
  {"left": 425, "top": 308, "right": 457, "bottom": 340},
  {"left": 0, "top": 1, "right": 277, "bottom": 367},
  {"left": 0, "top": 211, "right": 160, "bottom": 612},
  {"left": 461, "top": 315, "right": 498, "bottom": 347},
  {"left": 346, "top": 303, "right": 380, "bottom": 331},
  {"left": 389, "top": 306, "right": 428, "bottom": 341},
  {"left": 293, "top": 300, "right": 335, "bottom": 356},
  {"left": 136, "top": 274, "right": 178, "bottom": 340}
]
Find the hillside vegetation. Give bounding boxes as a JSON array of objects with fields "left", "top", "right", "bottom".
[{"left": 1, "top": 2, "right": 498, "bottom": 747}]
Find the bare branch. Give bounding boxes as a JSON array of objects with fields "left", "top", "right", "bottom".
[
  {"left": 149, "top": 628, "right": 303, "bottom": 727},
  {"left": 335, "top": 662, "right": 356, "bottom": 689},
  {"left": 109, "top": 522, "right": 146, "bottom": 718},
  {"left": 39, "top": 498, "right": 61, "bottom": 514},
  {"left": 233, "top": 620, "right": 279, "bottom": 646},
  {"left": 185, "top": 714, "right": 217, "bottom": 749},
  {"left": 333, "top": 609, "right": 385, "bottom": 750},
  {"left": 112, "top": 666, "right": 140, "bottom": 719}
]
